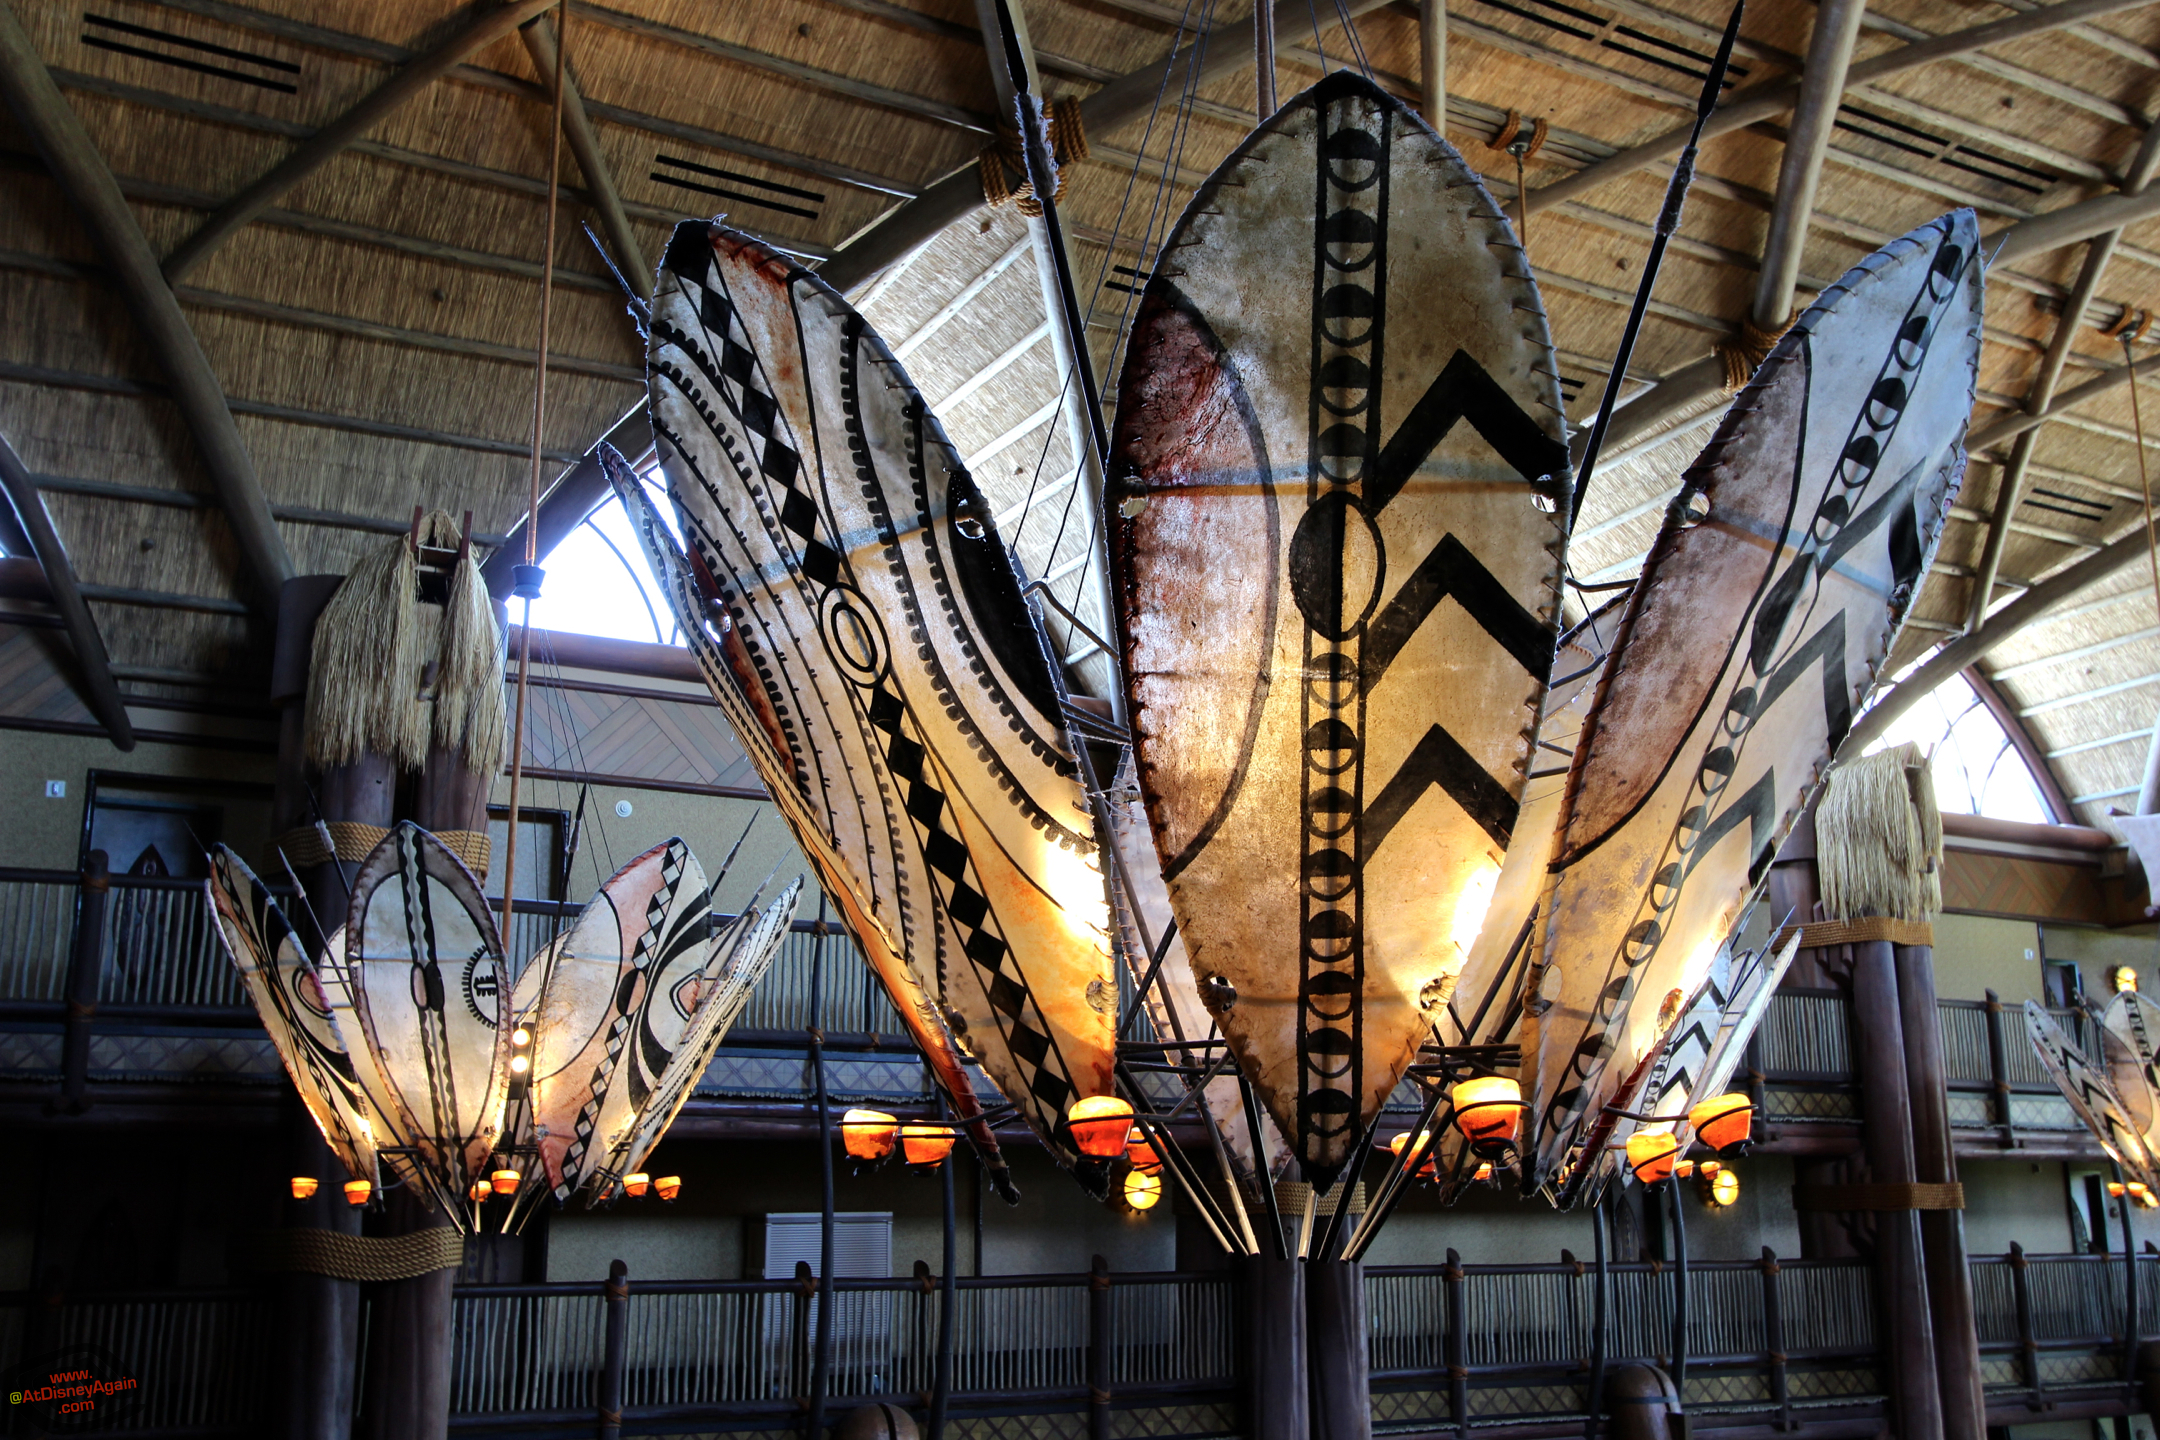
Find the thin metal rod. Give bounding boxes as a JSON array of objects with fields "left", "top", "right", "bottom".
[
  {"left": 809, "top": 899, "right": 835, "bottom": 1440},
  {"left": 2122, "top": 1182, "right": 2140, "bottom": 1405},
  {"left": 1243, "top": 1075, "right": 1289, "bottom": 1260},
  {"left": 1345, "top": 1083, "right": 1448, "bottom": 1261},
  {"left": 1568, "top": 0, "right": 1744, "bottom": 527},
  {"left": 930, "top": 1089, "right": 958, "bottom": 1440},
  {"left": 499, "top": 0, "right": 568, "bottom": 950},
  {"left": 1585, "top": 1196, "right": 1609, "bottom": 1439},
  {"left": 1256, "top": 0, "right": 1277, "bottom": 114},
  {"left": 1670, "top": 1179, "right": 1689, "bottom": 1394},
  {"left": 1316, "top": 1105, "right": 1388, "bottom": 1261}
]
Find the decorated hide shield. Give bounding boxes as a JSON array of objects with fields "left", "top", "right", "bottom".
[
  {"left": 2028, "top": 1000, "right": 2160, "bottom": 1190},
  {"left": 2097, "top": 989, "right": 2160, "bottom": 1154},
  {"left": 515, "top": 839, "right": 719, "bottom": 1200},
  {"left": 1110, "top": 70, "right": 1571, "bottom": 1184},
  {"left": 343, "top": 822, "right": 512, "bottom": 1209},
  {"left": 207, "top": 850, "right": 381, "bottom": 1184},
  {"left": 637, "top": 221, "right": 1119, "bottom": 1184},
  {"left": 1523, "top": 210, "right": 1981, "bottom": 1200}
]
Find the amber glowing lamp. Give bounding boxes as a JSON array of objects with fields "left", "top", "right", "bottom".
[
  {"left": 1451, "top": 1076, "right": 1523, "bottom": 1151},
  {"left": 1067, "top": 1097, "right": 1137, "bottom": 1159},
  {"left": 343, "top": 1179, "right": 373, "bottom": 1206},
  {"left": 1688, "top": 1093, "right": 1754, "bottom": 1153},
  {"left": 1627, "top": 1131, "right": 1680, "bottom": 1186},
  {"left": 901, "top": 1123, "right": 957, "bottom": 1171},
  {"left": 841, "top": 1109, "right": 900, "bottom": 1163},
  {"left": 290, "top": 1177, "right": 319, "bottom": 1200}
]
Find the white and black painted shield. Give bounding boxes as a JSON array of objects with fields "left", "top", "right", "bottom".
[
  {"left": 1523, "top": 210, "right": 1981, "bottom": 1201},
  {"left": 2028, "top": 1000, "right": 2160, "bottom": 1190},
  {"left": 642, "top": 222, "right": 1117, "bottom": 1185},
  {"left": 1110, "top": 71, "right": 1570, "bottom": 1184}
]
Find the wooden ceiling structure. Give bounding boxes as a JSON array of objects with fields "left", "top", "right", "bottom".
[{"left": 5, "top": 0, "right": 2160, "bottom": 833}]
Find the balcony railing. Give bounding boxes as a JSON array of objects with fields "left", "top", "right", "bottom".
[{"left": 7, "top": 1252, "right": 2146, "bottom": 1435}]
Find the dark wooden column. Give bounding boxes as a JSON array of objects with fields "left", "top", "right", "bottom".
[
  {"left": 1306, "top": 1258, "right": 1370, "bottom": 1440},
  {"left": 360, "top": 1187, "right": 458, "bottom": 1440},
  {"left": 1896, "top": 939, "right": 1986, "bottom": 1435},
  {"left": 1235, "top": 1255, "right": 1307, "bottom": 1440},
  {"left": 1849, "top": 926, "right": 1945, "bottom": 1440},
  {"left": 269, "top": 576, "right": 365, "bottom": 1440}
]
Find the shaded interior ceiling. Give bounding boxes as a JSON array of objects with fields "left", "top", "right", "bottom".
[{"left": 3, "top": 0, "right": 2160, "bottom": 830}]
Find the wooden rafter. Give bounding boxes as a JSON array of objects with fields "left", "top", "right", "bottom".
[
  {"left": 0, "top": 0, "right": 291, "bottom": 612},
  {"left": 0, "top": 430, "right": 133, "bottom": 749}
]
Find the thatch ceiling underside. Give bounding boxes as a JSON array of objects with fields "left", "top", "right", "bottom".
[{"left": 5, "top": 0, "right": 2160, "bottom": 831}]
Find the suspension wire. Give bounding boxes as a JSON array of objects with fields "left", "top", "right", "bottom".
[
  {"left": 2125, "top": 328, "right": 2160, "bottom": 645},
  {"left": 1329, "top": 0, "right": 1374, "bottom": 79},
  {"left": 500, "top": 0, "right": 568, "bottom": 950},
  {"left": 1306, "top": 0, "right": 1330, "bottom": 71}
]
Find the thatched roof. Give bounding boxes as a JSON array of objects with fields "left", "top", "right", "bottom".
[{"left": 5, "top": 0, "right": 2160, "bottom": 831}]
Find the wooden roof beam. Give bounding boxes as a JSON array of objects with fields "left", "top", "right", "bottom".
[
  {"left": 517, "top": 13, "right": 649, "bottom": 301},
  {"left": 1965, "top": 122, "right": 2160, "bottom": 633},
  {"left": 816, "top": 0, "right": 1399, "bottom": 293},
  {"left": 162, "top": 0, "right": 559, "bottom": 282},
  {"left": 1753, "top": 0, "right": 1867, "bottom": 330},
  {"left": 1846, "top": 517, "right": 2160, "bottom": 755},
  {"left": 0, "top": 1, "right": 291, "bottom": 614},
  {"left": 0, "top": 431, "right": 133, "bottom": 750}
]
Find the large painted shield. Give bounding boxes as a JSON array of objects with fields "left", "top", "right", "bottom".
[
  {"left": 1110, "top": 70, "right": 1571, "bottom": 1184},
  {"left": 2097, "top": 989, "right": 2160, "bottom": 1153},
  {"left": 343, "top": 822, "right": 511, "bottom": 1210},
  {"left": 207, "top": 850, "right": 381, "bottom": 1184},
  {"left": 514, "top": 838, "right": 717, "bottom": 1200},
  {"left": 640, "top": 221, "right": 1118, "bottom": 1184},
  {"left": 2028, "top": 1001, "right": 2160, "bottom": 1189},
  {"left": 1523, "top": 210, "right": 1981, "bottom": 1200}
]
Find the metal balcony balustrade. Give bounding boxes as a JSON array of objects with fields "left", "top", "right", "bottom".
[{"left": 1, "top": 1252, "right": 2148, "bottom": 1436}]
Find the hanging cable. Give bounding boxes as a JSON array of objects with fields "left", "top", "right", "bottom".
[{"left": 499, "top": 0, "right": 568, "bottom": 949}]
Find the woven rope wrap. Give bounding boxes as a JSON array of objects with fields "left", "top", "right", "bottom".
[
  {"left": 979, "top": 97, "right": 1087, "bottom": 216},
  {"left": 1772, "top": 916, "right": 1935, "bottom": 951},
  {"left": 1793, "top": 1182, "right": 1965, "bottom": 1211},
  {"left": 1272, "top": 1180, "right": 1367, "bottom": 1217},
  {"left": 254, "top": 1227, "right": 465, "bottom": 1281},
  {"left": 1715, "top": 312, "right": 1793, "bottom": 393},
  {"left": 274, "top": 824, "right": 488, "bottom": 877},
  {"left": 272, "top": 821, "right": 391, "bottom": 868},
  {"left": 1484, "top": 108, "right": 1547, "bottom": 159}
]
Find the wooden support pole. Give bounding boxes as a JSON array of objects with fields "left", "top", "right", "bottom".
[
  {"left": 1897, "top": 941, "right": 1986, "bottom": 1436},
  {"left": 1307, "top": 1258, "right": 1371, "bottom": 1440},
  {"left": 0, "top": 431, "right": 132, "bottom": 749},
  {"left": 1088, "top": 1254, "right": 1113, "bottom": 1440},
  {"left": 1444, "top": 1248, "right": 1468, "bottom": 1439},
  {"left": 0, "top": 0, "right": 292, "bottom": 612},
  {"left": 1760, "top": 1248, "right": 1790, "bottom": 1430},
  {"left": 1417, "top": 1, "right": 1442, "bottom": 131},
  {"left": 1752, "top": 0, "right": 1868, "bottom": 329},
  {"left": 359, "top": 1186, "right": 457, "bottom": 1440},
  {"left": 55, "top": 850, "right": 108, "bottom": 1115},
  {"left": 1236, "top": 1255, "right": 1307, "bottom": 1440},
  {"left": 516, "top": 13, "right": 650, "bottom": 300},
  {"left": 163, "top": 0, "right": 559, "bottom": 280},
  {"left": 599, "top": 1259, "right": 628, "bottom": 1440},
  {"left": 1849, "top": 931, "right": 1944, "bottom": 1440}
]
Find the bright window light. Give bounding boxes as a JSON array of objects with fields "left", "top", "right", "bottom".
[
  {"left": 1860, "top": 670, "right": 2052, "bottom": 824},
  {"left": 520, "top": 469, "right": 684, "bottom": 648}
]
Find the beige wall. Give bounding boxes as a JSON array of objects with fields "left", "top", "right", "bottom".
[
  {"left": 0, "top": 730, "right": 277, "bottom": 870},
  {"left": 1961, "top": 1159, "right": 2075, "bottom": 1256},
  {"left": 2041, "top": 921, "right": 2160, "bottom": 1002},
  {"left": 1932, "top": 912, "right": 2044, "bottom": 1004}
]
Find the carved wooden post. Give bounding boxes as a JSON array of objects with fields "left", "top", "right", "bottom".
[
  {"left": 2010, "top": 1242, "right": 2043, "bottom": 1403},
  {"left": 1088, "top": 1254, "right": 1113, "bottom": 1440},
  {"left": 1760, "top": 1248, "right": 1790, "bottom": 1430},
  {"left": 56, "top": 849, "right": 108, "bottom": 1113},
  {"left": 1307, "top": 1258, "right": 1370, "bottom": 1440},
  {"left": 1235, "top": 1255, "right": 1306, "bottom": 1440},
  {"left": 1444, "top": 1248, "right": 1468, "bottom": 1439},
  {"left": 1850, "top": 928, "right": 1944, "bottom": 1440},
  {"left": 599, "top": 1259, "right": 628, "bottom": 1440},
  {"left": 1896, "top": 940, "right": 1984, "bottom": 1435}
]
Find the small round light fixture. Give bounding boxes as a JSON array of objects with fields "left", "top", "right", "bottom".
[
  {"left": 2116, "top": 966, "right": 2141, "bottom": 995},
  {"left": 491, "top": 1168, "right": 522, "bottom": 1195},
  {"left": 1067, "top": 1097, "right": 1137, "bottom": 1159},
  {"left": 1450, "top": 1076, "right": 1524, "bottom": 1153},
  {"left": 1627, "top": 1131, "right": 1680, "bottom": 1187},
  {"left": 469, "top": 1179, "right": 492, "bottom": 1202},
  {"left": 1387, "top": 1130, "right": 1438, "bottom": 1180},
  {"left": 1688, "top": 1093, "right": 1754, "bottom": 1154},
  {"left": 513, "top": 1027, "right": 532, "bottom": 1046},
  {"left": 841, "top": 1109, "right": 900, "bottom": 1164},
  {"left": 900, "top": 1123, "right": 957, "bottom": 1172},
  {"left": 623, "top": 1172, "right": 651, "bottom": 1198},
  {"left": 1471, "top": 1160, "right": 1496, "bottom": 1186},
  {"left": 1673, "top": 1159, "right": 1696, "bottom": 1180},
  {"left": 509, "top": 1054, "right": 530, "bottom": 1074},
  {"left": 1126, "top": 1127, "right": 1163, "bottom": 1176},
  {"left": 343, "top": 1179, "right": 373, "bottom": 1207},
  {"left": 2110, "top": 1180, "right": 2129, "bottom": 1199},
  {"left": 1123, "top": 1168, "right": 1163, "bottom": 1211},
  {"left": 2130, "top": 1181, "right": 2158, "bottom": 1210},
  {"left": 654, "top": 1175, "right": 683, "bottom": 1201},
  {"left": 1704, "top": 1168, "right": 1741, "bottom": 1208},
  {"left": 290, "top": 1176, "right": 319, "bottom": 1200}
]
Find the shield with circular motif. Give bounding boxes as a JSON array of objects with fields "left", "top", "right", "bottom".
[
  {"left": 1110, "top": 70, "right": 1571, "bottom": 1185},
  {"left": 642, "top": 221, "right": 1117, "bottom": 1186},
  {"left": 1522, "top": 210, "right": 1981, "bottom": 1202}
]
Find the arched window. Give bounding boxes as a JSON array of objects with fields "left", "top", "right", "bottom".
[
  {"left": 519, "top": 468, "right": 684, "bottom": 648},
  {"left": 1860, "top": 670, "right": 2054, "bottom": 824}
]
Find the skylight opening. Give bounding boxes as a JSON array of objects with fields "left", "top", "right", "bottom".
[
  {"left": 519, "top": 465, "right": 685, "bottom": 649},
  {"left": 1860, "top": 669, "right": 2053, "bottom": 824}
]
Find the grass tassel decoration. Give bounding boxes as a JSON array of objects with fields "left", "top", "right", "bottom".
[{"left": 1816, "top": 742, "right": 1942, "bottom": 921}]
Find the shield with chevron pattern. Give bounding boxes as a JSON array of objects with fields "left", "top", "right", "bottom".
[
  {"left": 1109, "top": 71, "right": 1571, "bottom": 1185},
  {"left": 1523, "top": 210, "right": 1982, "bottom": 1203}
]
